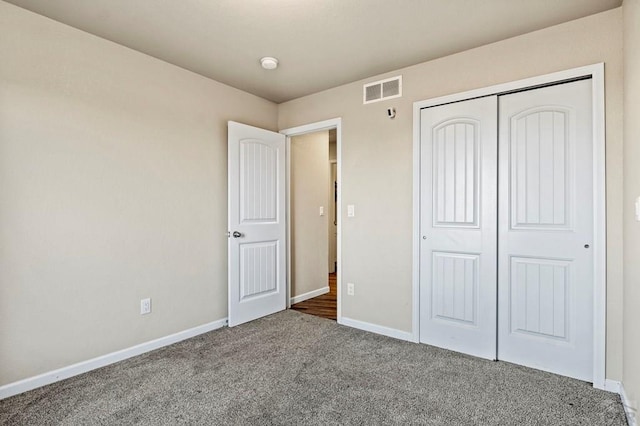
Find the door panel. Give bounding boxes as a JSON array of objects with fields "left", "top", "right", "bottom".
[
  {"left": 431, "top": 252, "right": 478, "bottom": 324},
  {"left": 240, "top": 140, "right": 278, "bottom": 223},
  {"left": 228, "top": 121, "right": 286, "bottom": 327},
  {"left": 419, "top": 96, "right": 498, "bottom": 360},
  {"left": 510, "top": 108, "right": 571, "bottom": 229},
  {"left": 509, "top": 257, "right": 570, "bottom": 340},
  {"left": 240, "top": 241, "right": 278, "bottom": 300},
  {"left": 498, "top": 79, "right": 593, "bottom": 381}
]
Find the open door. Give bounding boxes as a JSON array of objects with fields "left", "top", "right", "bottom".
[{"left": 228, "top": 121, "right": 286, "bottom": 327}]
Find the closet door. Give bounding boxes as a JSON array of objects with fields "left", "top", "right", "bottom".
[
  {"left": 419, "top": 96, "right": 498, "bottom": 360},
  {"left": 497, "top": 80, "right": 594, "bottom": 381}
]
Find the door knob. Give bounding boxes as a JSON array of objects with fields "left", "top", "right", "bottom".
[{"left": 232, "top": 231, "right": 242, "bottom": 238}]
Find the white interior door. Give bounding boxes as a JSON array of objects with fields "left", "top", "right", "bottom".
[
  {"left": 497, "top": 79, "right": 594, "bottom": 381},
  {"left": 419, "top": 96, "right": 498, "bottom": 360},
  {"left": 228, "top": 121, "right": 286, "bottom": 327}
]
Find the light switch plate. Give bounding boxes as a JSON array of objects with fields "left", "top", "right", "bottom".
[
  {"left": 635, "top": 196, "right": 640, "bottom": 221},
  {"left": 347, "top": 204, "right": 355, "bottom": 217},
  {"left": 319, "top": 206, "right": 324, "bottom": 216}
]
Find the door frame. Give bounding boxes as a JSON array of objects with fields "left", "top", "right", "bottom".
[
  {"left": 412, "top": 63, "right": 606, "bottom": 389},
  {"left": 280, "top": 118, "right": 343, "bottom": 323}
]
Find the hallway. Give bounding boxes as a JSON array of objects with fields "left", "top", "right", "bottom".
[{"left": 290, "top": 273, "right": 337, "bottom": 320}]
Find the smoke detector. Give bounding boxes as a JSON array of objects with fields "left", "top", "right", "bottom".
[{"left": 260, "top": 57, "right": 279, "bottom": 70}]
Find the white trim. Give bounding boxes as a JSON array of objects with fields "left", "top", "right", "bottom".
[
  {"left": 336, "top": 117, "right": 343, "bottom": 320},
  {"left": 604, "top": 380, "right": 638, "bottom": 425},
  {"left": 604, "top": 379, "right": 621, "bottom": 394},
  {"left": 280, "top": 118, "right": 342, "bottom": 136},
  {"left": 621, "top": 382, "right": 639, "bottom": 426},
  {"left": 413, "top": 64, "right": 602, "bottom": 110},
  {"left": 286, "top": 132, "right": 292, "bottom": 309},
  {"left": 340, "top": 317, "right": 414, "bottom": 342},
  {"left": 0, "top": 318, "right": 228, "bottom": 400},
  {"left": 290, "top": 286, "right": 330, "bottom": 305},
  {"left": 411, "top": 95, "right": 422, "bottom": 344},
  {"left": 280, "top": 118, "right": 343, "bottom": 323},
  {"left": 412, "top": 63, "right": 607, "bottom": 387},
  {"left": 590, "top": 64, "right": 607, "bottom": 391}
]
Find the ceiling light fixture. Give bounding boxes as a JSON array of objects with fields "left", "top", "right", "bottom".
[{"left": 260, "top": 57, "right": 279, "bottom": 70}]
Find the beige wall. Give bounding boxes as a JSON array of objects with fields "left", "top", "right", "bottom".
[
  {"left": 278, "top": 9, "right": 624, "bottom": 380},
  {"left": 1, "top": 0, "right": 632, "bottom": 392},
  {"left": 623, "top": 0, "right": 640, "bottom": 416},
  {"left": 291, "top": 132, "right": 329, "bottom": 297},
  {"left": 329, "top": 139, "right": 338, "bottom": 272},
  {"left": 0, "top": 2, "right": 278, "bottom": 385},
  {"left": 329, "top": 130, "right": 337, "bottom": 161}
]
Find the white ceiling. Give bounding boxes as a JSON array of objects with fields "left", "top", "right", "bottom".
[{"left": 5, "top": 0, "right": 622, "bottom": 103}]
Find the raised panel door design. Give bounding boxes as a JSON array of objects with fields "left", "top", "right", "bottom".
[
  {"left": 498, "top": 79, "right": 593, "bottom": 382},
  {"left": 420, "top": 79, "right": 594, "bottom": 382},
  {"left": 432, "top": 252, "right": 478, "bottom": 325},
  {"left": 420, "top": 95, "right": 497, "bottom": 361},
  {"left": 433, "top": 120, "right": 479, "bottom": 227},
  {"left": 228, "top": 122, "right": 286, "bottom": 327},
  {"left": 240, "top": 241, "right": 278, "bottom": 301},
  {"left": 240, "top": 140, "right": 278, "bottom": 223},
  {"left": 509, "top": 257, "right": 569, "bottom": 340},
  {"left": 509, "top": 108, "right": 572, "bottom": 230}
]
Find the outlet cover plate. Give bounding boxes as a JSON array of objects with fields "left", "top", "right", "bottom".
[
  {"left": 347, "top": 283, "right": 355, "bottom": 296},
  {"left": 140, "top": 298, "right": 151, "bottom": 315}
]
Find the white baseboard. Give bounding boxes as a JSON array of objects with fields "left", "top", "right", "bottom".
[
  {"left": 290, "top": 286, "right": 329, "bottom": 305},
  {"left": 621, "top": 382, "right": 638, "bottom": 426},
  {"left": 339, "top": 317, "right": 414, "bottom": 342},
  {"left": 602, "top": 380, "right": 637, "bottom": 426},
  {"left": 0, "top": 317, "right": 228, "bottom": 400},
  {"left": 603, "top": 379, "right": 621, "bottom": 393}
]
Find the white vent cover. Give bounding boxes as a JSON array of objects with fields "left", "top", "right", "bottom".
[{"left": 363, "top": 75, "right": 402, "bottom": 104}]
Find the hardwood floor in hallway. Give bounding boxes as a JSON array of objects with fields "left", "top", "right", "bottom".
[{"left": 290, "top": 273, "right": 337, "bottom": 320}]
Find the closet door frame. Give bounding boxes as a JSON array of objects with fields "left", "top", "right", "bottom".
[{"left": 411, "top": 63, "right": 606, "bottom": 390}]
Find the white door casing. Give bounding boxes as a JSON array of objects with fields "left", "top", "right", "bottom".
[
  {"left": 419, "top": 96, "right": 498, "bottom": 360},
  {"left": 228, "top": 121, "right": 286, "bottom": 327},
  {"left": 497, "top": 79, "right": 594, "bottom": 381}
]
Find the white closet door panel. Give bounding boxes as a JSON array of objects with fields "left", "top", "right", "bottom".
[
  {"left": 498, "top": 79, "right": 593, "bottom": 381},
  {"left": 420, "top": 96, "right": 498, "bottom": 360}
]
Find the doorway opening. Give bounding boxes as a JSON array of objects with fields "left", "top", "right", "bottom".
[{"left": 280, "top": 119, "right": 342, "bottom": 322}]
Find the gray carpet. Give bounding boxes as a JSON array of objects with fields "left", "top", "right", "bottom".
[{"left": 0, "top": 310, "right": 627, "bottom": 425}]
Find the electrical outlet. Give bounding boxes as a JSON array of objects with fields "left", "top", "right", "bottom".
[
  {"left": 140, "top": 298, "right": 151, "bottom": 315},
  {"left": 347, "top": 283, "right": 355, "bottom": 296}
]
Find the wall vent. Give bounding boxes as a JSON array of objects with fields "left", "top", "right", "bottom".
[{"left": 363, "top": 75, "right": 402, "bottom": 104}]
